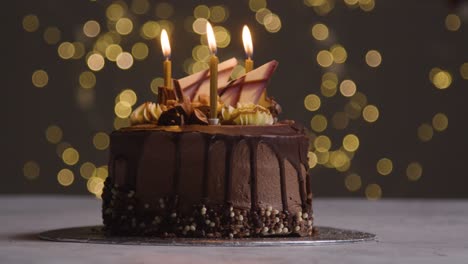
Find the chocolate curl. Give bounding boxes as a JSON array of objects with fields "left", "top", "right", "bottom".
[
  {"left": 157, "top": 86, "right": 176, "bottom": 105},
  {"left": 173, "top": 79, "right": 185, "bottom": 103}
]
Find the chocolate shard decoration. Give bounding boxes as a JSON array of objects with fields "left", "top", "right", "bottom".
[
  {"left": 176, "top": 58, "right": 238, "bottom": 102},
  {"left": 219, "top": 60, "right": 278, "bottom": 107},
  {"left": 188, "top": 108, "right": 209, "bottom": 125}
]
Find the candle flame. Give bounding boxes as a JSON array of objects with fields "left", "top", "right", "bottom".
[
  {"left": 206, "top": 22, "right": 217, "bottom": 55},
  {"left": 160, "top": 29, "right": 171, "bottom": 59},
  {"left": 242, "top": 25, "right": 253, "bottom": 58}
]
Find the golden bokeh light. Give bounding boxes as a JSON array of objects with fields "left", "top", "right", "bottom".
[
  {"left": 193, "top": 18, "right": 208, "bottom": 34},
  {"left": 105, "top": 44, "right": 123, "bottom": 61},
  {"left": 79, "top": 71, "right": 96, "bottom": 89},
  {"left": 332, "top": 112, "right": 349, "bottom": 130},
  {"left": 72, "top": 42, "right": 85, "bottom": 59},
  {"left": 57, "top": 168, "right": 74, "bottom": 187},
  {"left": 45, "top": 125, "right": 63, "bottom": 144},
  {"left": 359, "top": 0, "right": 375, "bottom": 12},
  {"left": 406, "top": 162, "right": 423, "bottom": 181},
  {"left": 331, "top": 45, "right": 347, "bottom": 63},
  {"left": 365, "top": 50, "right": 382, "bottom": 67},
  {"left": 311, "top": 23, "right": 329, "bottom": 41},
  {"left": 23, "top": 161, "right": 40, "bottom": 180},
  {"left": 431, "top": 70, "right": 452, "bottom": 89},
  {"left": 377, "top": 158, "right": 393, "bottom": 176},
  {"left": 43, "top": 27, "right": 61, "bottom": 45},
  {"left": 115, "top": 18, "right": 133, "bottom": 35},
  {"left": 80, "top": 162, "right": 96, "bottom": 179},
  {"left": 460, "top": 63, "right": 468, "bottom": 79},
  {"left": 339, "top": 80, "right": 357, "bottom": 97},
  {"left": 249, "top": 0, "right": 267, "bottom": 11},
  {"left": 131, "top": 0, "right": 150, "bottom": 14},
  {"left": 141, "top": 21, "right": 161, "bottom": 39},
  {"left": 329, "top": 150, "right": 349, "bottom": 168},
  {"left": 304, "top": 94, "right": 321, "bottom": 111},
  {"left": 445, "top": 14, "right": 461, "bottom": 31},
  {"left": 365, "top": 183, "right": 382, "bottom": 200},
  {"left": 314, "top": 135, "right": 332, "bottom": 152},
  {"left": 264, "top": 13, "right": 282, "bottom": 33},
  {"left": 345, "top": 173, "right": 361, "bottom": 191},
  {"left": 362, "top": 105, "right": 379, "bottom": 122},
  {"left": 311, "top": 114, "right": 328, "bottom": 132},
  {"left": 115, "top": 101, "right": 132, "bottom": 118},
  {"left": 156, "top": 2, "right": 174, "bottom": 19},
  {"left": 316, "top": 151, "right": 330, "bottom": 165},
  {"left": 343, "top": 134, "right": 360, "bottom": 152},
  {"left": 344, "top": 0, "right": 359, "bottom": 6},
  {"left": 255, "top": 8, "right": 272, "bottom": 25},
  {"left": 150, "top": 77, "right": 164, "bottom": 94},
  {"left": 432, "top": 113, "right": 448, "bottom": 132},
  {"left": 308, "top": 152, "right": 318, "bottom": 168},
  {"left": 213, "top": 26, "right": 231, "bottom": 48},
  {"left": 62, "top": 147, "right": 80, "bottom": 166},
  {"left": 87, "top": 53, "right": 105, "bottom": 71},
  {"left": 417, "top": 123, "right": 433, "bottom": 142},
  {"left": 83, "top": 20, "right": 101, "bottom": 37},
  {"left": 106, "top": 3, "right": 125, "bottom": 21},
  {"left": 351, "top": 92, "right": 368, "bottom": 108},
  {"left": 131, "top": 42, "right": 149, "bottom": 60},
  {"left": 210, "top": 6, "right": 228, "bottom": 23},
  {"left": 23, "top": 14, "right": 39, "bottom": 32},
  {"left": 119, "top": 89, "right": 138, "bottom": 106},
  {"left": 317, "top": 50, "right": 334, "bottom": 68},
  {"left": 87, "top": 176, "right": 105, "bottom": 195},
  {"left": 58, "top": 42, "right": 75, "bottom": 59},
  {"left": 93, "top": 132, "right": 110, "bottom": 150},
  {"left": 194, "top": 5, "right": 210, "bottom": 19},
  {"left": 32, "top": 70, "right": 49, "bottom": 88},
  {"left": 116, "top": 52, "right": 134, "bottom": 69}
]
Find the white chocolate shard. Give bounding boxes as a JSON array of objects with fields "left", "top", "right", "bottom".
[
  {"left": 176, "top": 57, "right": 238, "bottom": 102},
  {"left": 219, "top": 60, "right": 278, "bottom": 107}
]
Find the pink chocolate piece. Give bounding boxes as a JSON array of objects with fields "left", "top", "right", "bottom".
[
  {"left": 176, "top": 58, "right": 238, "bottom": 102},
  {"left": 219, "top": 60, "right": 278, "bottom": 107}
]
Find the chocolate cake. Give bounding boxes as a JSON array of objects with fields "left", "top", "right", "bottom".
[{"left": 102, "top": 59, "right": 314, "bottom": 238}]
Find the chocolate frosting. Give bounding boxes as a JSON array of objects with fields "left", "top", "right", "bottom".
[{"left": 103, "top": 122, "right": 313, "bottom": 237}]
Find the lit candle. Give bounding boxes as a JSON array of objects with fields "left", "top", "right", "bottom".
[
  {"left": 242, "top": 25, "right": 254, "bottom": 73},
  {"left": 160, "top": 29, "right": 172, "bottom": 89},
  {"left": 206, "top": 22, "right": 219, "bottom": 124}
]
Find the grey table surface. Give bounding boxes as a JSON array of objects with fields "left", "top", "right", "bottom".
[{"left": 0, "top": 196, "right": 467, "bottom": 264}]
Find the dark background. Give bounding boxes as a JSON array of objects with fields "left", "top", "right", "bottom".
[{"left": 4, "top": 0, "right": 468, "bottom": 198}]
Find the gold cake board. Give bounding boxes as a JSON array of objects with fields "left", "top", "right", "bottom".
[{"left": 38, "top": 226, "right": 376, "bottom": 247}]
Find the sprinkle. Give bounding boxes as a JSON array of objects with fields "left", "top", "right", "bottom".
[
  {"left": 238, "top": 215, "right": 244, "bottom": 221},
  {"left": 190, "top": 225, "right": 196, "bottom": 231},
  {"left": 279, "top": 223, "right": 284, "bottom": 229},
  {"left": 267, "top": 206, "right": 273, "bottom": 212},
  {"left": 276, "top": 228, "right": 282, "bottom": 234},
  {"left": 282, "top": 227, "right": 289, "bottom": 233},
  {"left": 274, "top": 217, "right": 280, "bottom": 223},
  {"left": 139, "top": 223, "right": 146, "bottom": 228},
  {"left": 201, "top": 207, "right": 207, "bottom": 215},
  {"left": 170, "top": 212, "right": 177, "bottom": 218},
  {"left": 144, "top": 203, "right": 149, "bottom": 209},
  {"left": 295, "top": 226, "right": 301, "bottom": 232},
  {"left": 184, "top": 225, "right": 190, "bottom": 232},
  {"left": 262, "top": 227, "right": 269, "bottom": 233},
  {"left": 209, "top": 222, "right": 215, "bottom": 227},
  {"left": 127, "top": 205, "right": 133, "bottom": 210},
  {"left": 230, "top": 206, "right": 233, "bottom": 212},
  {"left": 308, "top": 220, "right": 313, "bottom": 225},
  {"left": 245, "top": 232, "right": 250, "bottom": 237},
  {"left": 303, "top": 213, "right": 309, "bottom": 219},
  {"left": 272, "top": 209, "right": 279, "bottom": 215},
  {"left": 230, "top": 212, "right": 235, "bottom": 218},
  {"left": 229, "top": 233, "right": 234, "bottom": 238},
  {"left": 266, "top": 211, "right": 271, "bottom": 217},
  {"left": 205, "top": 219, "right": 211, "bottom": 225}
]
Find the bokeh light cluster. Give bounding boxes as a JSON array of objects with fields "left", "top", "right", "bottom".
[{"left": 20, "top": 0, "right": 465, "bottom": 200}]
